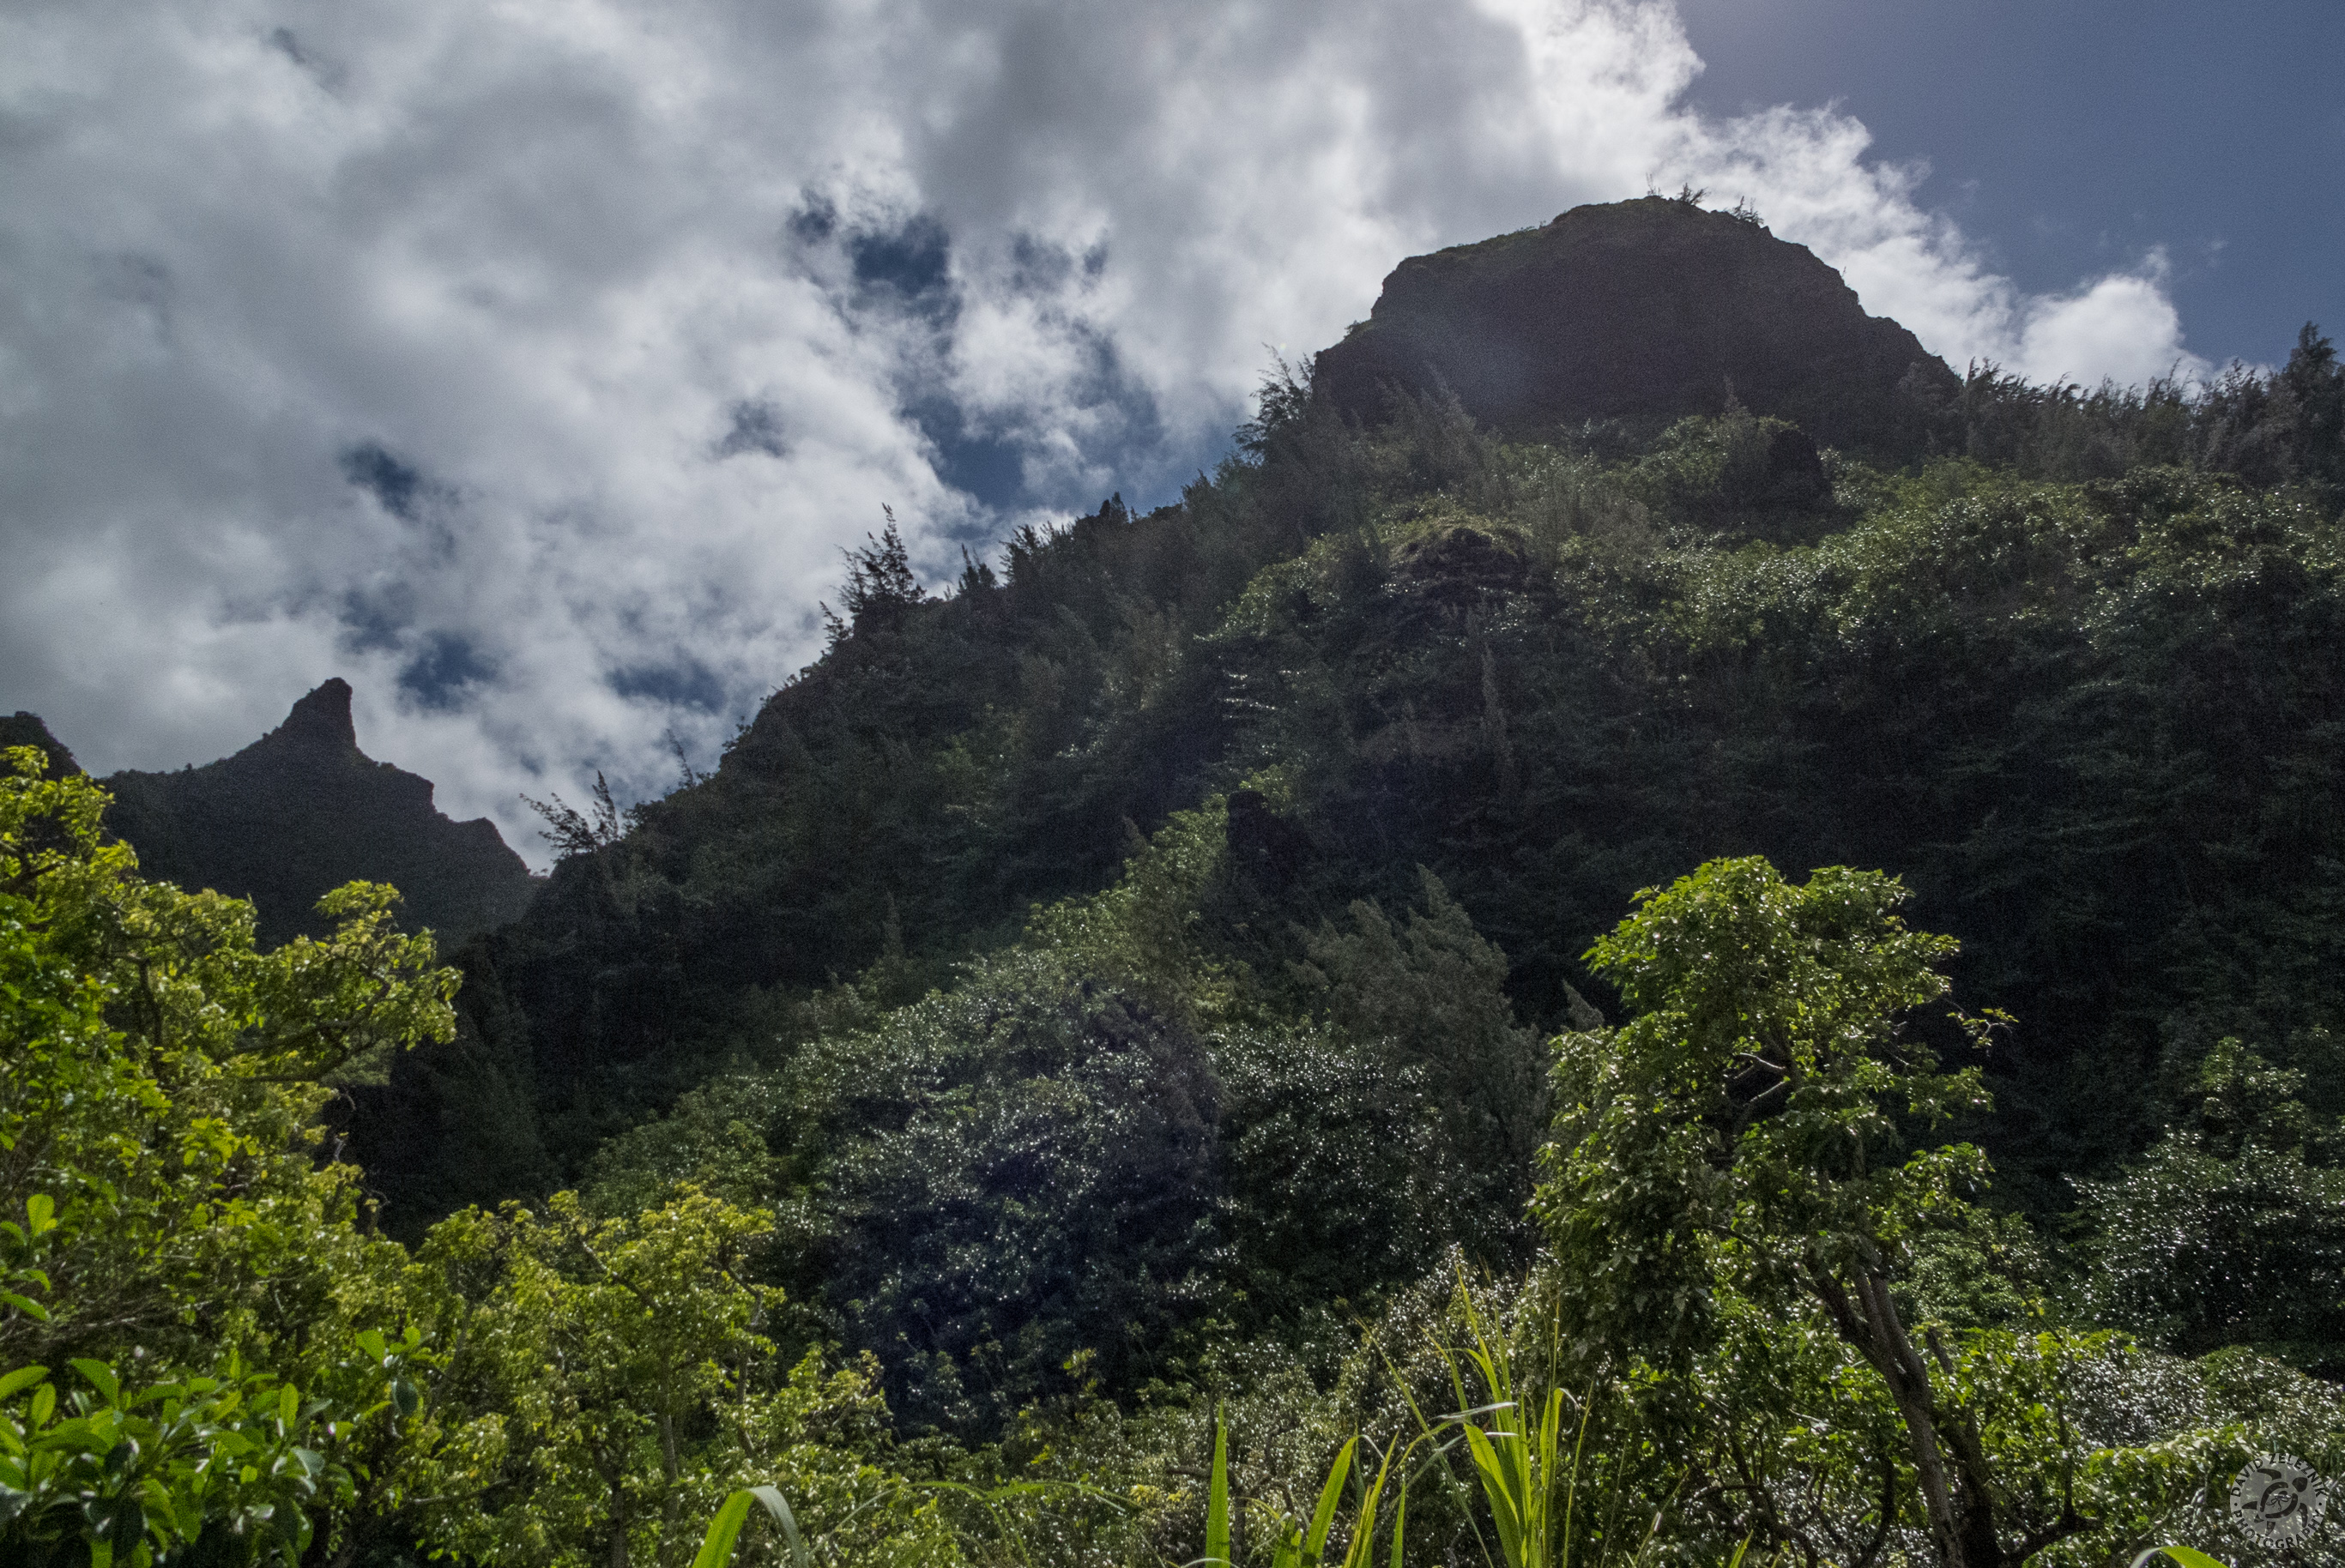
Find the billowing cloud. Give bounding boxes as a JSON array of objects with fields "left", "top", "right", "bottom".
[
  {"left": 2010, "top": 257, "right": 2203, "bottom": 388},
  {"left": 1664, "top": 105, "right": 2208, "bottom": 386},
  {"left": 0, "top": 0, "right": 2205, "bottom": 864}
]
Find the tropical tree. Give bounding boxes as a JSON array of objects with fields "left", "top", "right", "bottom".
[
  {"left": 1537, "top": 858, "right": 2067, "bottom": 1567},
  {"left": 0, "top": 742, "right": 457, "bottom": 1361},
  {"left": 0, "top": 746, "right": 460, "bottom": 1560},
  {"left": 401, "top": 1185, "right": 958, "bottom": 1568}
]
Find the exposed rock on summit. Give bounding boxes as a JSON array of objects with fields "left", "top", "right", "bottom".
[{"left": 1313, "top": 196, "right": 1959, "bottom": 453}]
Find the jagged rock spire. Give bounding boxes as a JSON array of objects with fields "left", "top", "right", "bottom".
[{"left": 272, "top": 678, "right": 359, "bottom": 750}]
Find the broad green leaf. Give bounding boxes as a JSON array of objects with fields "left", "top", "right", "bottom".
[
  {"left": 692, "top": 1486, "right": 810, "bottom": 1568},
  {"left": 696, "top": 1493, "right": 757, "bottom": 1568},
  {"left": 71, "top": 1359, "right": 121, "bottom": 1407},
  {"left": 2130, "top": 1550, "right": 2231, "bottom": 1568},
  {"left": 0, "top": 1366, "right": 47, "bottom": 1401}
]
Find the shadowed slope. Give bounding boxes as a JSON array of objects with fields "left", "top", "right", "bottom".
[
  {"left": 0, "top": 713, "right": 82, "bottom": 780},
  {"left": 102, "top": 679, "right": 538, "bottom": 947}
]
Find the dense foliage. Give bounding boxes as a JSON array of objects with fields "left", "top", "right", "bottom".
[
  {"left": 9, "top": 319, "right": 2345, "bottom": 1566},
  {"left": 0, "top": 757, "right": 950, "bottom": 1567}
]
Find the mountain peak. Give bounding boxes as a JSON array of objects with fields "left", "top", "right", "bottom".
[
  {"left": 100, "top": 678, "right": 536, "bottom": 947},
  {"left": 272, "top": 678, "right": 359, "bottom": 751},
  {"left": 1312, "top": 195, "right": 1957, "bottom": 453}
]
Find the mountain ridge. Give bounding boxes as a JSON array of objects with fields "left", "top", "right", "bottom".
[{"left": 88, "top": 679, "right": 537, "bottom": 948}]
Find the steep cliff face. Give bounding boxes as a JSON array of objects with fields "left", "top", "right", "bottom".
[
  {"left": 101, "top": 679, "right": 538, "bottom": 947},
  {"left": 1312, "top": 196, "right": 1958, "bottom": 453}
]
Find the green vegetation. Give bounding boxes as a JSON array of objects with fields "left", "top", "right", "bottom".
[
  {"left": 9, "top": 318, "right": 2345, "bottom": 1565},
  {"left": 0, "top": 756, "right": 950, "bottom": 1566}
]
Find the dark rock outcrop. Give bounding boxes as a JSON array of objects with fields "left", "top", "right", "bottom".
[
  {"left": 101, "top": 679, "right": 538, "bottom": 947},
  {"left": 1313, "top": 196, "right": 1959, "bottom": 454}
]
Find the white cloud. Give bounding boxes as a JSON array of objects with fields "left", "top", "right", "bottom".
[
  {"left": 2013, "top": 256, "right": 2204, "bottom": 388},
  {"left": 0, "top": 0, "right": 2205, "bottom": 866},
  {"left": 1663, "top": 105, "right": 2208, "bottom": 386}
]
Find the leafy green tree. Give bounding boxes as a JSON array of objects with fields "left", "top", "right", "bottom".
[
  {"left": 0, "top": 751, "right": 964, "bottom": 1568},
  {"left": 791, "top": 952, "right": 1222, "bottom": 1434},
  {"left": 581, "top": 1076, "right": 787, "bottom": 1220},
  {"left": 0, "top": 1356, "right": 352, "bottom": 1568},
  {"left": 1537, "top": 858, "right": 2058, "bottom": 1568},
  {"left": 405, "top": 1187, "right": 953, "bottom": 1568},
  {"left": 1530, "top": 857, "right": 2345, "bottom": 1568},
  {"left": 1210, "top": 1028, "right": 1458, "bottom": 1345},
  {"left": 0, "top": 748, "right": 456, "bottom": 1372},
  {"left": 0, "top": 748, "right": 461, "bottom": 1560},
  {"left": 1294, "top": 868, "right": 1547, "bottom": 1264}
]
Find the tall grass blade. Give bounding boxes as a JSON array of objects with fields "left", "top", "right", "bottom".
[
  {"left": 1459, "top": 1422, "right": 1527, "bottom": 1567},
  {"left": 1337, "top": 1445, "right": 1394, "bottom": 1568},
  {"left": 692, "top": 1486, "right": 811, "bottom": 1568},
  {"left": 1205, "top": 1408, "right": 1232, "bottom": 1568},
  {"left": 1303, "top": 1436, "right": 1357, "bottom": 1567}
]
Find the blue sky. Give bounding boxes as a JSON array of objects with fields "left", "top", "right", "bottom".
[
  {"left": 2, "top": 0, "right": 2322, "bottom": 862},
  {"left": 1675, "top": 0, "right": 2345, "bottom": 372}
]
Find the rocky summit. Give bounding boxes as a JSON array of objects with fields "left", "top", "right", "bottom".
[
  {"left": 101, "top": 678, "right": 537, "bottom": 947},
  {"left": 1312, "top": 195, "right": 1959, "bottom": 452}
]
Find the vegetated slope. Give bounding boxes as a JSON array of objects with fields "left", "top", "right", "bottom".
[
  {"left": 0, "top": 713, "right": 81, "bottom": 778},
  {"left": 1312, "top": 195, "right": 1959, "bottom": 453},
  {"left": 17, "top": 206, "right": 2345, "bottom": 1565},
  {"left": 347, "top": 497, "right": 1284, "bottom": 1215},
  {"left": 100, "top": 678, "right": 539, "bottom": 948},
  {"left": 348, "top": 341, "right": 2345, "bottom": 1264},
  {"left": 344, "top": 203, "right": 2344, "bottom": 1260}
]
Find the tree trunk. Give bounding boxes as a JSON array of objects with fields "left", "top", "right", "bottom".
[
  {"left": 1810, "top": 1264, "right": 2004, "bottom": 1568},
  {"left": 608, "top": 1471, "right": 632, "bottom": 1568}
]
